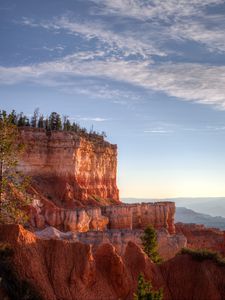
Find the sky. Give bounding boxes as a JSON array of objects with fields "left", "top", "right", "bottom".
[{"left": 1, "top": 0, "right": 225, "bottom": 198}]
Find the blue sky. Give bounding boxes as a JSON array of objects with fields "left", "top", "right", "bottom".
[{"left": 1, "top": 0, "right": 225, "bottom": 198}]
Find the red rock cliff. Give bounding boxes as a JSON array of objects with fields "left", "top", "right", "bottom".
[
  {"left": 31, "top": 197, "right": 176, "bottom": 234},
  {"left": 17, "top": 128, "right": 119, "bottom": 207},
  {"left": 175, "top": 222, "right": 225, "bottom": 257}
]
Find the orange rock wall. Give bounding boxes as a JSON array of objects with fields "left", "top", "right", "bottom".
[
  {"left": 175, "top": 223, "right": 225, "bottom": 256},
  {"left": 1, "top": 225, "right": 224, "bottom": 300},
  {"left": 17, "top": 128, "right": 119, "bottom": 206},
  {"left": 102, "top": 202, "right": 175, "bottom": 234},
  {"left": 32, "top": 200, "right": 176, "bottom": 234}
]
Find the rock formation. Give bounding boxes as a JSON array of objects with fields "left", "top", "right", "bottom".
[
  {"left": 17, "top": 128, "right": 119, "bottom": 207},
  {"left": 35, "top": 226, "right": 186, "bottom": 260},
  {"left": 176, "top": 222, "right": 225, "bottom": 256},
  {"left": 31, "top": 197, "right": 176, "bottom": 234},
  {"left": 1, "top": 224, "right": 224, "bottom": 300}
]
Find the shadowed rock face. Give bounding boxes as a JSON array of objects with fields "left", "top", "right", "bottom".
[
  {"left": 17, "top": 128, "right": 119, "bottom": 207},
  {"left": 0, "top": 225, "right": 225, "bottom": 300}
]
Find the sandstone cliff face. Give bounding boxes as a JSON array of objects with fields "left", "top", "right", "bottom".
[
  {"left": 102, "top": 202, "right": 175, "bottom": 233},
  {"left": 18, "top": 128, "right": 119, "bottom": 207},
  {"left": 1, "top": 225, "right": 225, "bottom": 300},
  {"left": 31, "top": 198, "right": 176, "bottom": 234},
  {"left": 175, "top": 222, "right": 225, "bottom": 256}
]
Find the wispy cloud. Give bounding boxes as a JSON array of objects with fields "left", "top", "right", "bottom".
[
  {"left": 144, "top": 129, "right": 173, "bottom": 134},
  {"left": 144, "top": 123, "right": 225, "bottom": 135},
  {"left": 42, "top": 45, "right": 65, "bottom": 52},
  {"left": 90, "top": 0, "right": 223, "bottom": 20},
  {"left": 90, "top": 0, "right": 225, "bottom": 54},
  {"left": 59, "top": 82, "right": 141, "bottom": 105},
  {"left": 3, "top": 1, "right": 225, "bottom": 110},
  {"left": 20, "top": 16, "right": 165, "bottom": 59},
  {"left": 1, "top": 56, "right": 225, "bottom": 109},
  {"left": 171, "top": 19, "right": 225, "bottom": 53},
  {"left": 79, "top": 117, "right": 108, "bottom": 122}
]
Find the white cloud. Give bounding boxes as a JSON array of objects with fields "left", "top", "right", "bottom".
[
  {"left": 20, "top": 16, "right": 166, "bottom": 59},
  {"left": 90, "top": 0, "right": 223, "bottom": 21},
  {"left": 170, "top": 19, "right": 225, "bottom": 53},
  {"left": 79, "top": 117, "right": 108, "bottom": 122},
  {"left": 1, "top": 54, "right": 225, "bottom": 109},
  {"left": 42, "top": 45, "right": 65, "bottom": 52},
  {"left": 144, "top": 129, "right": 173, "bottom": 134},
  {"left": 90, "top": 0, "right": 225, "bottom": 55}
]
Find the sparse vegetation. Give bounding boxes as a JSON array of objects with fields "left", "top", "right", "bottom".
[
  {"left": 1, "top": 109, "right": 108, "bottom": 143},
  {"left": 91, "top": 195, "right": 102, "bottom": 203},
  {"left": 0, "top": 242, "right": 43, "bottom": 300},
  {"left": 180, "top": 248, "right": 225, "bottom": 266},
  {"left": 0, "top": 111, "right": 31, "bottom": 224},
  {"left": 141, "top": 225, "right": 162, "bottom": 263},
  {"left": 134, "top": 273, "right": 163, "bottom": 300}
]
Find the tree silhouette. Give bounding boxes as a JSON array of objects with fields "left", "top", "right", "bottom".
[{"left": 141, "top": 225, "right": 162, "bottom": 263}]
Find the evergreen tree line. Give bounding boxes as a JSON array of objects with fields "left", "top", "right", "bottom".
[{"left": 0, "top": 109, "right": 107, "bottom": 142}]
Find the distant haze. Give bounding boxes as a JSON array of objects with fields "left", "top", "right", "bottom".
[{"left": 122, "top": 197, "right": 225, "bottom": 218}]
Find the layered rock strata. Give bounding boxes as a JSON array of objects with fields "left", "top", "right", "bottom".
[
  {"left": 1, "top": 225, "right": 225, "bottom": 300},
  {"left": 17, "top": 128, "right": 119, "bottom": 207},
  {"left": 102, "top": 202, "right": 175, "bottom": 233},
  {"left": 31, "top": 199, "right": 176, "bottom": 234}
]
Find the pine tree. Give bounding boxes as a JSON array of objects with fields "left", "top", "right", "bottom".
[
  {"left": 134, "top": 274, "right": 163, "bottom": 300},
  {"left": 31, "top": 108, "right": 39, "bottom": 128},
  {"left": 141, "top": 226, "right": 162, "bottom": 263},
  {"left": 17, "top": 113, "right": 27, "bottom": 127},
  {"left": 49, "top": 112, "right": 62, "bottom": 130},
  {"left": 8, "top": 110, "right": 17, "bottom": 125},
  {"left": 63, "top": 115, "right": 71, "bottom": 131},
  {"left": 0, "top": 112, "right": 30, "bottom": 224},
  {"left": 37, "top": 114, "right": 44, "bottom": 128}
]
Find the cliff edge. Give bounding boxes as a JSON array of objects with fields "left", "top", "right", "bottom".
[{"left": 17, "top": 128, "right": 119, "bottom": 207}]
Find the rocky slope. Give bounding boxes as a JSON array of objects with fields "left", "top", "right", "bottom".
[
  {"left": 35, "top": 226, "right": 186, "bottom": 260},
  {"left": 175, "top": 223, "right": 225, "bottom": 257},
  {"left": 17, "top": 128, "right": 119, "bottom": 207},
  {"left": 0, "top": 225, "right": 224, "bottom": 300}
]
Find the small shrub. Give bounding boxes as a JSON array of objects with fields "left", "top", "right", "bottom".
[
  {"left": 180, "top": 248, "right": 225, "bottom": 266},
  {"left": 134, "top": 273, "right": 163, "bottom": 300}
]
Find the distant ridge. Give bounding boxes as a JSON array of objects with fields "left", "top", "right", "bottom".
[
  {"left": 175, "top": 207, "right": 225, "bottom": 230},
  {"left": 122, "top": 197, "right": 225, "bottom": 218}
]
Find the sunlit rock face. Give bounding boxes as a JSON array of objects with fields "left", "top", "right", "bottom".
[
  {"left": 17, "top": 128, "right": 119, "bottom": 207},
  {"left": 175, "top": 223, "right": 225, "bottom": 256},
  {"left": 31, "top": 197, "right": 176, "bottom": 234},
  {"left": 102, "top": 202, "right": 175, "bottom": 234}
]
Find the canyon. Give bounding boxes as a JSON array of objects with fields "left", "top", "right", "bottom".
[
  {"left": 1, "top": 127, "right": 224, "bottom": 300},
  {"left": 0, "top": 225, "right": 225, "bottom": 300},
  {"left": 176, "top": 222, "right": 225, "bottom": 257}
]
